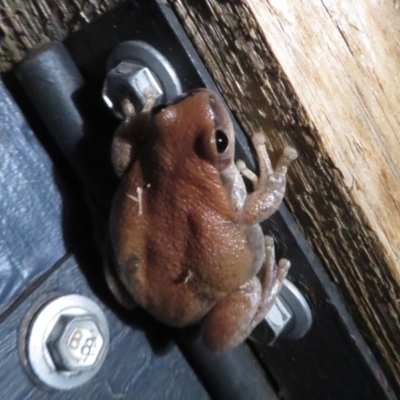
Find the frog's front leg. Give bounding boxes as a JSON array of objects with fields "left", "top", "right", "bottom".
[
  {"left": 201, "top": 236, "right": 289, "bottom": 351},
  {"left": 237, "top": 133, "right": 297, "bottom": 225},
  {"left": 112, "top": 87, "right": 158, "bottom": 177}
]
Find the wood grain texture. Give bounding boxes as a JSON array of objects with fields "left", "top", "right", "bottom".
[
  {"left": 168, "top": 0, "right": 400, "bottom": 393},
  {"left": 0, "top": 0, "right": 120, "bottom": 71}
]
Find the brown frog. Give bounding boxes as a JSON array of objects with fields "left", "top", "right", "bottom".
[{"left": 107, "top": 88, "right": 297, "bottom": 351}]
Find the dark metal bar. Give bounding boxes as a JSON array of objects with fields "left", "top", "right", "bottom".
[{"left": 16, "top": 42, "right": 117, "bottom": 213}]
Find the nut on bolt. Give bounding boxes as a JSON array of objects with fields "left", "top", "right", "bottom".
[
  {"left": 103, "top": 41, "right": 182, "bottom": 118},
  {"left": 264, "top": 279, "right": 312, "bottom": 343},
  {"left": 102, "top": 61, "right": 163, "bottom": 118}
]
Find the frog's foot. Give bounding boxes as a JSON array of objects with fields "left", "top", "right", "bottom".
[
  {"left": 112, "top": 87, "right": 159, "bottom": 178},
  {"left": 253, "top": 235, "right": 290, "bottom": 324},
  {"left": 251, "top": 133, "right": 298, "bottom": 187},
  {"left": 121, "top": 86, "right": 159, "bottom": 119},
  {"left": 240, "top": 133, "right": 297, "bottom": 225},
  {"left": 201, "top": 235, "right": 289, "bottom": 352}
]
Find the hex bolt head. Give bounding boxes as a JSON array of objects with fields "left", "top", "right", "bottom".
[
  {"left": 102, "top": 61, "right": 163, "bottom": 118},
  {"left": 22, "top": 294, "right": 110, "bottom": 390},
  {"left": 46, "top": 315, "right": 105, "bottom": 372}
]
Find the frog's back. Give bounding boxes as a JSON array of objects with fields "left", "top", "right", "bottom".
[
  {"left": 110, "top": 88, "right": 261, "bottom": 326},
  {"left": 110, "top": 160, "right": 256, "bottom": 326}
]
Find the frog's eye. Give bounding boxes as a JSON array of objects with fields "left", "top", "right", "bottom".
[{"left": 215, "top": 129, "right": 229, "bottom": 153}]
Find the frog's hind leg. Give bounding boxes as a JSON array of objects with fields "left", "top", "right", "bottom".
[
  {"left": 201, "top": 235, "right": 289, "bottom": 351},
  {"left": 253, "top": 235, "right": 290, "bottom": 324},
  {"left": 201, "top": 277, "right": 262, "bottom": 351},
  {"left": 103, "top": 237, "right": 137, "bottom": 310}
]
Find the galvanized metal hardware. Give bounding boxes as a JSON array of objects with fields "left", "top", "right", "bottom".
[
  {"left": 24, "top": 294, "right": 109, "bottom": 390},
  {"left": 265, "top": 279, "right": 312, "bottom": 343},
  {"left": 103, "top": 40, "right": 182, "bottom": 118}
]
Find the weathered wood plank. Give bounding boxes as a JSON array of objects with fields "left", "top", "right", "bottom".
[
  {"left": 0, "top": 0, "right": 120, "bottom": 71},
  {"left": 168, "top": 0, "right": 400, "bottom": 393}
]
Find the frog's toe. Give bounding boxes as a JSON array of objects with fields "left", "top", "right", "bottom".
[
  {"left": 264, "top": 235, "right": 274, "bottom": 247},
  {"left": 283, "top": 147, "right": 298, "bottom": 162},
  {"left": 251, "top": 132, "right": 266, "bottom": 147},
  {"left": 277, "top": 258, "right": 290, "bottom": 282}
]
